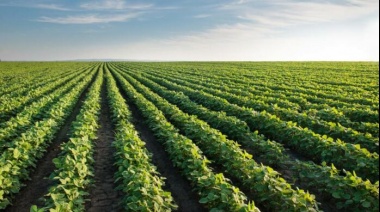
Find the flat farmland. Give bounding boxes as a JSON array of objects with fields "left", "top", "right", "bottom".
[{"left": 0, "top": 62, "right": 378, "bottom": 212}]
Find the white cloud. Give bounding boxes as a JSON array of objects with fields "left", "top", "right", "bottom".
[
  {"left": 34, "top": 4, "right": 71, "bottom": 11},
  {"left": 81, "top": 0, "right": 124, "bottom": 10},
  {"left": 37, "top": 13, "right": 141, "bottom": 24},
  {"left": 0, "top": 2, "right": 72, "bottom": 11},
  {"left": 194, "top": 14, "right": 211, "bottom": 19},
  {"left": 111, "top": 25, "right": 378, "bottom": 61},
  {"left": 107, "top": 0, "right": 379, "bottom": 61},
  {"left": 154, "top": 6, "right": 181, "bottom": 10},
  {"left": 2, "top": 0, "right": 378, "bottom": 61},
  {"left": 219, "top": 0, "right": 253, "bottom": 9},
  {"left": 276, "top": 1, "right": 378, "bottom": 22},
  {"left": 80, "top": 0, "right": 153, "bottom": 10},
  {"left": 228, "top": 0, "right": 379, "bottom": 29}
]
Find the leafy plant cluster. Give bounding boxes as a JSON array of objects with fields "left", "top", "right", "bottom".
[
  {"left": 172, "top": 63, "right": 379, "bottom": 108},
  {"left": 143, "top": 64, "right": 378, "bottom": 125},
  {"left": 0, "top": 61, "right": 378, "bottom": 211},
  {"left": 124, "top": 69, "right": 285, "bottom": 165},
  {"left": 105, "top": 67, "right": 178, "bottom": 211},
  {"left": 39, "top": 66, "right": 103, "bottom": 211},
  {"left": 114, "top": 67, "right": 319, "bottom": 212},
  {"left": 111, "top": 68, "right": 259, "bottom": 212},
  {"left": 0, "top": 68, "right": 92, "bottom": 153},
  {"left": 0, "top": 66, "right": 96, "bottom": 209},
  {"left": 314, "top": 108, "right": 378, "bottom": 137},
  {"left": 198, "top": 77, "right": 379, "bottom": 136},
  {"left": 0, "top": 62, "right": 89, "bottom": 100},
  {"left": 167, "top": 72, "right": 378, "bottom": 149},
  {"left": 200, "top": 74, "right": 379, "bottom": 132},
  {"left": 143, "top": 69, "right": 378, "bottom": 153},
  {"left": 294, "top": 162, "right": 379, "bottom": 211},
  {"left": 139, "top": 73, "right": 379, "bottom": 182},
  {"left": 125, "top": 68, "right": 379, "bottom": 211},
  {"left": 0, "top": 66, "right": 89, "bottom": 121}
]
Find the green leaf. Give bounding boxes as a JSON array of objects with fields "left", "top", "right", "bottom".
[
  {"left": 13, "top": 149, "right": 21, "bottom": 159},
  {"left": 332, "top": 192, "right": 341, "bottom": 199},
  {"left": 362, "top": 201, "right": 371, "bottom": 208},
  {"left": 199, "top": 198, "right": 209, "bottom": 204},
  {"left": 30, "top": 205, "right": 37, "bottom": 212}
]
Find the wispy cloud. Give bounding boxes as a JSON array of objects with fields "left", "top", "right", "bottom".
[
  {"left": 31, "top": 0, "right": 175, "bottom": 25},
  {"left": 0, "top": 0, "right": 155, "bottom": 11},
  {"left": 194, "top": 14, "right": 211, "bottom": 19},
  {"left": 274, "top": 1, "right": 378, "bottom": 22},
  {"left": 149, "top": 0, "right": 378, "bottom": 60},
  {"left": 37, "top": 13, "right": 141, "bottom": 24},
  {"left": 218, "top": 0, "right": 254, "bottom": 9},
  {"left": 34, "top": 4, "right": 72, "bottom": 11},
  {"left": 154, "top": 6, "right": 180, "bottom": 10},
  {"left": 1, "top": 0, "right": 378, "bottom": 61},
  {"left": 0, "top": 2, "right": 72, "bottom": 11},
  {"left": 219, "top": 0, "right": 379, "bottom": 30},
  {"left": 80, "top": 0, "right": 153, "bottom": 10}
]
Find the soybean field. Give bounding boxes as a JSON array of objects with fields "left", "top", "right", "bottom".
[{"left": 0, "top": 62, "right": 378, "bottom": 212}]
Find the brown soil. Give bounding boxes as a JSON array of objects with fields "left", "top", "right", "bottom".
[
  {"left": 5, "top": 71, "right": 97, "bottom": 212},
  {"left": 85, "top": 76, "right": 122, "bottom": 212}
]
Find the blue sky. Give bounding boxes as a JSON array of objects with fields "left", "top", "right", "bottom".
[{"left": 0, "top": 0, "right": 378, "bottom": 61}]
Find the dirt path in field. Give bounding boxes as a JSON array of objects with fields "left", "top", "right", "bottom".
[
  {"left": 111, "top": 71, "right": 206, "bottom": 212},
  {"left": 5, "top": 71, "right": 97, "bottom": 212},
  {"left": 85, "top": 75, "right": 122, "bottom": 212}
]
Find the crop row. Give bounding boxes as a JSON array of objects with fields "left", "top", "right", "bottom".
[
  {"left": 104, "top": 66, "right": 177, "bottom": 211},
  {"left": 0, "top": 66, "right": 89, "bottom": 123},
  {"left": 141, "top": 65, "right": 378, "bottom": 125},
  {"left": 136, "top": 69, "right": 378, "bottom": 153},
  {"left": 0, "top": 62, "right": 377, "bottom": 211},
  {"left": 0, "top": 67, "right": 93, "bottom": 153},
  {"left": 0, "top": 63, "right": 88, "bottom": 101},
  {"left": 154, "top": 62, "right": 377, "bottom": 94},
  {"left": 120, "top": 67, "right": 378, "bottom": 211},
  {"left": 130, "top": 70, "right": 378, "bottom": 182},
  {"left": 137, "top": 64, "right": 379, "bottom": 123},
  {"left": 39, "top": 65, "right": 103, "bottom": 211},
  {"left": 152, "top": 63, "right": 379, "bottom": 107},
  {"left": 111, "top": 66, "right": 319, "bottom": 211},
  {"left": 0, "top": 62, "right": 93, "bottom": 97},
  {"left": 0, "top": 66, "right": 97, "bottom": 209},
  {"left": 131, "top": 63, "right": 378, "bottom": 108},
  {"left": 110, "top": 66, "right": 260, "bottom": 211},
  {"left": 146, "top": 68, "right": 379, "bottom": 137}
]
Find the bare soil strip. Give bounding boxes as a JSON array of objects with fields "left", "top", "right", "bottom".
[
  {"left": 112, "top": 73, "right": 207, "bottom": 212},
  {"left": 5, "top": 71, "right": 98, "bottom": 212},
  {"left": 85, "top": 76, "right": 122, "bottom": 212}
]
